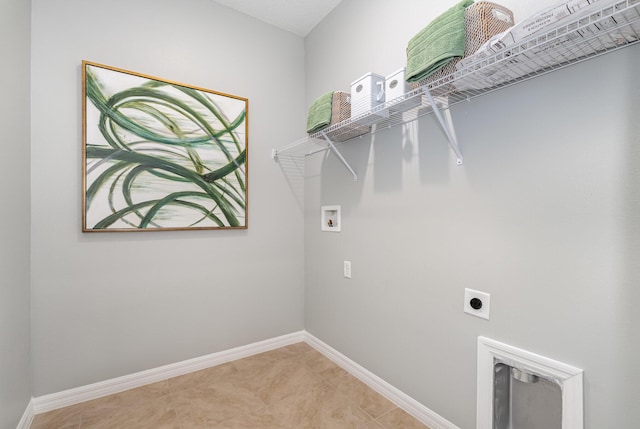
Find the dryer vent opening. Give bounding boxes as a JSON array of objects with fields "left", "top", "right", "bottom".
[
  {"left": 477, "top": 337, "right": 584, "bottom": 429},
  {"left": 493, "top": 362, "right": 562, "bottom": 429}
]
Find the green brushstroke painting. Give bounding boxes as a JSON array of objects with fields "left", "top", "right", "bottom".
[{"left": 82, "top": 61, "right": 248, "bottom": 231}]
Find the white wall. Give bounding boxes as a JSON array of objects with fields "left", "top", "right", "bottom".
[
  {"left": 30, "top": 0, "right": 306, "bottom": 396},
  {"left": 0, "top": 0, "right": 32, "bottom": 427},
  {"left": 304, "top": 1, "right": 640, "bottom": 428}
]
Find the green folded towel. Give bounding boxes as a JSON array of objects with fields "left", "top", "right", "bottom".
[
  {"left": 406, "top": 0, "right": 474, "bottom": 82},
  {"left": 306, "top": 91, "right": 334, "bottom": 133}
]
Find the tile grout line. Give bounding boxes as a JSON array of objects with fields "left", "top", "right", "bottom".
[
  {"left": 371, "top": 406, "right": 399, "bottom": 429},
  {"left": 166, "top": 382, "right": 182, "bottom": 429},
  {"left": 304, "top": 333, "right": 455, "bottom": 429},
  {"left": 299, "top": 347, "right": 393, "bottom": 429}
]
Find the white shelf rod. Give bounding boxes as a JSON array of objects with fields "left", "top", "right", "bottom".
[
  {"left": 320, "top": 131, "right": 358, "bottom": 182},
  {"left": 422, "top": 87, "right": 463, "bottom": 165}
]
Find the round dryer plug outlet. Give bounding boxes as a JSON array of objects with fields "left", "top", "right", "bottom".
[{"left": 464, "top": 288, "right": 490, "bottom": 320}]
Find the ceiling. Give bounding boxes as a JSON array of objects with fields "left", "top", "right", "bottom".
[{"left": 212, "top": 0, "right": 343, "bottom": 37}]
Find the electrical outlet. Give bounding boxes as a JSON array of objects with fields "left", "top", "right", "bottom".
[
  {"left": 343, "top": 261, "right": 352, "bottom": 279},
  {"left": 464, "top": 288, "right": 490, "bottom": 320}
]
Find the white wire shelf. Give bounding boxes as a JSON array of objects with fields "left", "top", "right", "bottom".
[{"left": 272, "top": 0, "right": 640, "bottom": 177}]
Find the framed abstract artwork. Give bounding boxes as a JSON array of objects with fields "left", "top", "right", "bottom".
[{"left": 82, "top": 61, "right": 248, "bottom": 232}]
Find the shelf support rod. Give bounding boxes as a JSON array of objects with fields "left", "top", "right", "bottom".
[
  {"left": 422, "top": 87, "right": 463, "bottom": 165},
  {"left": 320, "top": 131, "right": 358, "bottom": 182}
]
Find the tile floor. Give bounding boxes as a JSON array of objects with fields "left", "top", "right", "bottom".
[{"left": 31, "top": 342, "right": 431, "bottom": 429}]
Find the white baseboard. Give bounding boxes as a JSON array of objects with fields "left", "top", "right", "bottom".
[
  {"left": 304, "top": 332, "right": 460, "bottom": 429},
  {"left": 16, "top": 398, "right": 34, "bottom": 429},
  {"left": 31, "top": 330, "right": 457, "bottom": 429},
  {"left": 32, "top": 331, "right": 305, "bottom": 415}
]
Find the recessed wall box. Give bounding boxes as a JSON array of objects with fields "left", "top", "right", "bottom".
[{"left": 321, "top": 205, "right": 341, "bottom": 232}]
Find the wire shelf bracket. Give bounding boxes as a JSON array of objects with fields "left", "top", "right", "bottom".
[
  {"left": 422, "top": 87, "right": 463, "bottom": 165},
  {"left": 271, "top": 133, "right": 358, "bottom": 181},
  {"left": 320, "top": 131, "right": 358, "bottom": 181}
]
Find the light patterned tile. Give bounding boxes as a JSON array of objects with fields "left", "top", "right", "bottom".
[
  {"left": 332, "top": 374, "right": 396, "bottom": 419},
  {"left": 80, "top": 395, "right": 179, "bottom": 429},
  {"left": 81, "top": 381, "right": 171, "bottom": 421},
  {"left": 252, "top": 356, "right": 328, "bottom": 404},
  {"left": 359, "top": 419, "right": 387, "bottom": 429},
  {"left": 377, "top": 407, "right": 432, "bottom": 429},
  {"left": 218, "top": 354, "right": 327, "bottom": 405},
  {"left": 268, "top": 382, "right": 374, "bottom": 429},
  {"left": 31, "top": 403, "right": 84, "bottom": 429},
  {"left": 171, "top": 382, "right": 266, "bottom": 428},
  {"left": 301, "top": 349, "right": 349, "bottom": 384},
  {"left": 31, "top": 345, "right": 429, "bottom": 429},
  {"left": 211, "top": 405, "right": 288, "bottom": 429}
]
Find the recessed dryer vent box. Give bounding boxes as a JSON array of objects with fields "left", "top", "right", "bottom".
[
  {"left": 385, "top": 67, "right": 421, "bottom": 112},
  {"left": 350, "top": 72, "right": 388, "bottom": 124}
]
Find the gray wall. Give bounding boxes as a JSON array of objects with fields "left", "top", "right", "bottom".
[
  {"left": 304, "top": 1, "right": 640, "bottom": 428},
  {"left": 0, "top": 0, "right": 32, "bottom": 427},
  {"left": 18, "top": 2, "right": 640, "bottom": 428},
  {"left": 30, "top": 0, "right": 306, "bottom": 396}
]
